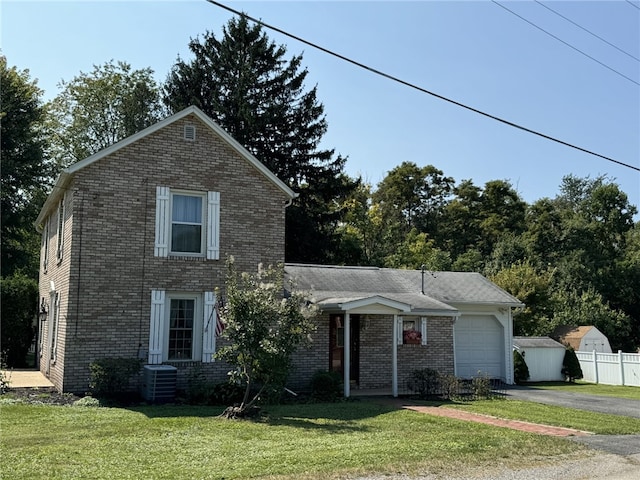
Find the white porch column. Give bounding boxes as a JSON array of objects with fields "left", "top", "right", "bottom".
[
  {"left": 392, "top": 314, "right": 398, "bottom": 397},
  {"left": 344, "top": 312, "right": 351, "bottom": 397}
]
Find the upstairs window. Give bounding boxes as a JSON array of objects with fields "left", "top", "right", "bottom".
[
  {"left": 155, "top": 187, "right": 220, "bottom": 259},
  {"left": 171, "top": 193, "right": 204, "bottom": 255},
  {"left": 56, "top": 196, "right": 65, "bottom": 262},
  {"left": 42, "top": 219, "right": 50, "bottom": 273}
]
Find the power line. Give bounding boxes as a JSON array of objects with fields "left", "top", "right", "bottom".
[
  {"left": 205, "top": 0, "right": 640, "bottom": 173},
  {"left": 534, "top": 0, "right": 639, "bottom": 62},
  {"left": 626, "top": 1, "right": 640, "bottom": 11},
  {"left": 492, "top": 1, "right": 639, "bottom": 86}
]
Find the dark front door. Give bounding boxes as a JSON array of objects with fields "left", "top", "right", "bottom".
[{"left": 329, "top": 314, "right": 360, "bottom": 385}]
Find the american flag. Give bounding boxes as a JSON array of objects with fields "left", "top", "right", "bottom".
[{"left": 215, "top": 299, "right": 225, "bottom": 337}]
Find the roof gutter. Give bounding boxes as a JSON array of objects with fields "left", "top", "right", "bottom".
[{"left": 34, "top": 171, "right": 73, "bottom": 232}]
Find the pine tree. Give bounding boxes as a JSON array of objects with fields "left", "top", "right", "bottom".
[{"left": 163, "top": 16, "right": 358, "bottom": 263}]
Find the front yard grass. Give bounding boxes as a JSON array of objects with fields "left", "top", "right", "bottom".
[
  {"left": 1, "top": 400, "right": 584, "bottom": 480},
  {"left": 446, "top": 399, "right": 640, "bottom": 435}
]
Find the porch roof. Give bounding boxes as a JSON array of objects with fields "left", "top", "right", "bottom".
[
  {"left": 285, "top": 264, "right": 523, "bottom": 310},
  {"left": 311, "top": 291, "right": 458, "bottom": 315}
]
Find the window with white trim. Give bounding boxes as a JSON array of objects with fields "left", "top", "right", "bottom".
[
  {"left": 171, "top": 193, "right": 205, "bottom": 255},
  {"left": 50, "top": 292, "right": 61, "bottom": 362},
  {"left": 42, "top": 219, "right": 50, "bottom": 272},
  {"left": 148, "top": 290, "right": 218, "bottom": 364},
  {"left": 154, "top": 187, "right": 220, "bottom": 259},
  {"left": 167, "top": 295, "right": 201, "bottom": 360},
  {"left": 397, "top": 316, "right": 427, "bottom": 345},
  {"left": 56, "top": 196, "right": 65, "bottom": 262}
]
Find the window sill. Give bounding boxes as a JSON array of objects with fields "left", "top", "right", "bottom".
[{"left": 167, "top": 255, "right": 206, "bottom": 262}]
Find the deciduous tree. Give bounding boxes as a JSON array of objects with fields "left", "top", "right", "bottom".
[
  {"left": 46, "top": 60, "right": 164, "bottom": 167},
  {"left": 1, "top": 57, "right": 52, "bottom": 278},
  {"left": 215, "top": 259, "right": 317, "bottom": 418}
]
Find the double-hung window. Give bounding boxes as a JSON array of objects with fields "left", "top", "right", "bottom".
[
  {"left": 56, "top": 196, "right": 65, "bottom": 262},
  {"left": 171, "top": 193, "right": 204, "bottom": 255},
  {"left": 149, "top": 290, "right": 217, "bottom": 364},
  {"left": 167, "top": 295, "right": 201, "bottom": 360},
  {"left": 155, "top": 187, "right": 220, "bottom": 259}
]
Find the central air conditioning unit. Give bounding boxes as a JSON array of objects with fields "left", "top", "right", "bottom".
[{"left": 142, "top": 365, "right": 177, "bottom": 403}]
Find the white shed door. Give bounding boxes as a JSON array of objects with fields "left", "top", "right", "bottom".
[{"left": 455, "top": 315, "right": 504, "bottom": 379}]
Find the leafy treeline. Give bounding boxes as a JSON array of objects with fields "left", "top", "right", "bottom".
[
  {"left": 336, "top": 161, "right": 638, "bottom": 352},
  {"left": 1, "top": 17, "right": 638, "bottom": 366}
]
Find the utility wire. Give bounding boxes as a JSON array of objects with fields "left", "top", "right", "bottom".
[
  {"left": 205, "top": 0, "right": 640, "bottom": 173},
  {"left": 534, "top": 0, "right": 639, "bottom": 62},
  {"left": 492, "top": 0, "right": 639, "bottom": 86},
  {"left": 626, "top": 1, "right": 640, "bottom": 11}
]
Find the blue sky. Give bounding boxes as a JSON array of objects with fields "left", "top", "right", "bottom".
[{"left": 2, "top": 1, "right": 639, "bottom": 216}]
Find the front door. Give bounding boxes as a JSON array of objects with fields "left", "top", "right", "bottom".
[{"left": 329, "top": 314, "right": 360, "bottom": 385}]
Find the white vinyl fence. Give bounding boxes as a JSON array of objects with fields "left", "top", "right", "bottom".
[{"left": 576, "top": 350, "right": 640, "bottom": 387}]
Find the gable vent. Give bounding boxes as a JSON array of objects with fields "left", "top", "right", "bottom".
[{"left": 184, "top": 125, "right": 196, "bottom": 141}]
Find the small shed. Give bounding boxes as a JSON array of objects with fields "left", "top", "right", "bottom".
[
  {"left": 552, "top": 325, "right": 612, "bottom": 353},
  {"left": 513, "top": 336, "right": 566, "bottom": 382}
]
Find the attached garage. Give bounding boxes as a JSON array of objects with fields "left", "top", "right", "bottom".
[{"left": 455, "top": 315, "right": 505, "bottom": 380}]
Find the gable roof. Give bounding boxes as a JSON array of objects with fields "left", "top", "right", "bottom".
[
  {"left": 284, "top": 264, "right": 523, "bottom": 314},
  {"left": 35, "top": 106, "right": 296, "bottom": 230},
  {"left": 551, "top": 325, "right": 606, "bottom": 350}
]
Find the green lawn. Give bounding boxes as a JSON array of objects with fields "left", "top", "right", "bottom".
[
  {"left": 0, "top": 400, "right": 584, "bottom": 480},
  {"left": 446, "top": 399, "right": 640, "bottom": 435},
  {"left": 520, "top": 381, "right": 640, "bottom": 400}
]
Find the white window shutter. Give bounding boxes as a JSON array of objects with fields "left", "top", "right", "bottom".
[
  {"left": 397, "top": 317, "right": 404, "bottom": 345},
  {"left": 202, "top": 291, "right": 217, "bottom": 363},
  {"left": 207, "top": 192, "right": 220, "bottom": 260},
  {"left": 154, "top": 187, "right": 170, "bottom": 257},
  {"left": 421, "top": 317, "right": 427, "bottom": 345},
  {"left": 149, "top": 290, "right": 166, "bottom": 364}
]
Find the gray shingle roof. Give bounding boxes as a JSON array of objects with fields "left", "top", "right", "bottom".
[
  {"left": 513, "top": 336, "right": 565, "bottom": 349},
  {"left": 284, "top": 264, "right": 523, "bottom": 313}
]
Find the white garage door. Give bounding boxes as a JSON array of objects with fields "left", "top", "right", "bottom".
[{"left": 455, "top": 315, "right": 504, "bottom": 379}]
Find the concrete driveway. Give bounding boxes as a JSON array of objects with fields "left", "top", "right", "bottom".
[{"left": 505, "top": 385, "right": 640, "bottom": 457}]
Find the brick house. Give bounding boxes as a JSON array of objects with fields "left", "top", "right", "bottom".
[
  {"left": 35, "top": 106, "right": 295, "bottom": 393},
  {"left": 284, "top": 264, "right": 522, "bottom": 395},
  {"left": 35, "top": 106, "right": 522, "bottom": 396}
]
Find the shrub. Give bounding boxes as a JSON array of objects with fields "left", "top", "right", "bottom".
[
  {"left": 471, "top": 372, "right": 492, "bottom": 399},
  {"left": 73, "top": 396, "right": 101, "bottom": 407},
  {"left": 513, "top": 350, "right": 530, "bottom": 384},
  {"left": 562, "top": 347, "right": 583, "bottom": 382},
  {"left": 310, "top": 370, "right": 342, "bottom": 402},
  {"left": 408, "top": 368, "right": 440, "bottom": 398},
  {"left": 439, "top": 374, "right": 461, "bottom": 400},
  {"left": 211, "top": 382, "right": 245, "bottom": 405},
  {"left": 88, "top": 357, "right": 142, "bottom": 398},
  {"left": 185, "top": 365, "right": 217, "bottom": 405},
  {"left": 0, "top": 274, "right": 37, "bottom": 367}
]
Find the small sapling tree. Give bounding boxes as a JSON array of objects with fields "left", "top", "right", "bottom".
[{"left": 216, "top": 258, "right": 317, "bottom": 418}]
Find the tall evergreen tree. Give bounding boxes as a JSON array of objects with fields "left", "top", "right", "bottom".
[{"left": 163, "top": 16, "right": 358, "bottom": 263}]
